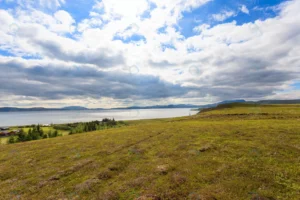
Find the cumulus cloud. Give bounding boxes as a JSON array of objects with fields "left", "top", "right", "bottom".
[
  {"left": 7, "top": 0, "right": 66, "bottom": 9},
  {"left": 31, "top": 39, "right": 125, "bottom": 68},
  {"left": 95, "top": 0, "right": 149, "bottom": 18},
  {"left": 0, "top": 57, "right": 189, "bottom": 101},
  {"left": 0, "top": 0, "right": 300, "bottom": 107},
  {"left": 193, "top": 24, "right": 210, "bottom": 33},
  {"left": 211, "top": 10, "right": 236, "bottom": 22},
  {"left": 52, "top": 10, "right": 75, "bottom": 33},
  {"left": 240, "top": 5, "right": 250, "bottom": 14}
]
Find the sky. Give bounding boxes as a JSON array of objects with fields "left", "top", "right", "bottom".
[{"left": 0, "top": 0, "right": 299, "bottom": 108}]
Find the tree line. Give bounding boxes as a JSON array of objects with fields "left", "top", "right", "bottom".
[
  {"left": 7, "top": 119, "right": 126, "bottom": 144},
  {"left": 69, "top": 118, "right": 124, "bottom": 134},
  {"left": 8, "top": 124, "right": 61, "bottom": 144}
]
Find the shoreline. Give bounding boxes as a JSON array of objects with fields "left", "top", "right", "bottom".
[
  {"left": 0, "top": 112, "right": 199, "bottom": 144},
  {"left": 0, "top": 108, "right": 198, "bottom": 127}
]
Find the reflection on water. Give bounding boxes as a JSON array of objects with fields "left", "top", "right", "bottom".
[{"left": 0, "top": 108, "right": 198, "bottom": 126}]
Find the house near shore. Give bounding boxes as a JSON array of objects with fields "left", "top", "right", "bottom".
[
  {"left": 0, "top": 127, "right": 9, "bottom": 131},
  {"left": 0, "top": 129, "right": 20, "bottom": 137},
  {"left": 0, "top": 131, "right": 11, "bottom": 137},
  {"left": 11, "top": 130, "right": 20, "bottom": 134}
]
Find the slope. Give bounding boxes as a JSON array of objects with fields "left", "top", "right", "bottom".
[{"left": 0, "top": 104, "right": 299, "bottom": 200}]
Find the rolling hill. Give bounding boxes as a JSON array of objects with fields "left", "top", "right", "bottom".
[{"left": 0, "top": 104, "right": 299, "bottom": 199}]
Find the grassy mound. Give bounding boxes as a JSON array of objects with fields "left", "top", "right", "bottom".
[{"left": 0, "top": 104, "right": 299, "bottom": 200}]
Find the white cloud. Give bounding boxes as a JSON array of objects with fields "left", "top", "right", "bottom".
[
  {"left": 52, "top": 10, "right": 75, "bottom": 33},
  {"left": 95, "top": 0, "right": 149, "bottom": 18},
  {"left": 0, "top": 0, "right": 300, "bottom": 107},
  {"left": 149, "top": 0, "right": 211, "bottom": 12},
  {"left": 39, "top": 0, "right": 65, "bottom": 9},
  {"left": 240, "top": 5, "right": 249, "bottom": 14},
  {"left": 10, "top": 0, "right": 65, "bottom": 9},
  {"left": 193, "top": 24, "right": 210, "bottom": 33},
  {"left": 212, "top": 10, "right": 236, "bottom": 22}
]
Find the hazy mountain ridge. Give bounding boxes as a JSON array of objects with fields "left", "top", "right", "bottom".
[
  {"left": 0, "top": 100, "right": 244, "bottom": 112},
  {"left": 1, "top": 99, "right": 300, "bottom": 112},
  {"left": 256, "top": 99, "right": 300, "bottom": 104},
  {"left": 0, "top": 107, "right": 88, "bottom": 112}
]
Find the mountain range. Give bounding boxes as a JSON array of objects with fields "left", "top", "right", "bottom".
[{"left": 0, "top": 99, "right": 299, "bottom": 112}]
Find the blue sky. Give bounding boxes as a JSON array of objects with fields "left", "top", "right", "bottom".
[
  {"left": 0, "top": 0, "right": 285, "bottom": 41},
  {"left": 292, "top": 82, "right": 300, "bottom": 89},
  {"left": 0, "top": 0, "right": 299, "bottom": 108},
  {"left": 178, "top": 0, "right": 283, "bottom": 38}
]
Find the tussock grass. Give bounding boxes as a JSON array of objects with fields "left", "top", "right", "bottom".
[{"left": 0, "top": 104, "right": 300, "bottom": 199}]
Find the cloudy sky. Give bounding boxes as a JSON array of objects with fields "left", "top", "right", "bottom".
[{"left": 0, "top": 0, "right": 299, "bottom": 108}]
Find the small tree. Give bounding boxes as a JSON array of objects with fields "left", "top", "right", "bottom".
[
  {"left": 28, "top": 129, "right": 32, "bottom": 135},
  {"left": 53, "top": 130, "right": 58, "bottom": 137},
  {"left": 47, "top": 130, "right": 52, "bottom": 138},
  {"left": 8, "top": 136, "right": 15, "bottom": 144},
  {"left": 37, "top": 124, "right": 40, "bottom": 132},
  {"left": 39, "top": 128, "right": 44, "bottom": 137},
  {"left": 17, "top": 129, "right": 26, "bottom": 142},
  {"left": 112, "top": 118, "right": 117, "bottom": 126},
  {"left": 25, "top": 135, "right": 32, "bottom": 141}
]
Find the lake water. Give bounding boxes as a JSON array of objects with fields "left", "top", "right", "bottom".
[{"left": 0, "top": 108, "right": 199, "bottom": 127}]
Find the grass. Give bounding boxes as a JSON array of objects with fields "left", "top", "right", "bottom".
[
  {"left": 0, "top": 137, "right": 8, "bottom": 145},
  {"left": 0, "top": 126, "right": 71, "bottom": 145},
  {"left": 0, "top": 104, "right": 299, "bottom": 200},
  {"left": 18, "top": 127, "right": 69, "bottom": 136}
]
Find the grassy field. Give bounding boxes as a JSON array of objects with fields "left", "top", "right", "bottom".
[
  {"left": 15, "top": 126, "right": 69, "bottom": 136},
  {"left": 0, "top": 104, "right": 299, "bottom": 200},
  {"left": 0, "top": 127, "right": 69, "bottom": 145},
  {"left": 0, "top": 137, "right": 8, "bottom": 145}
]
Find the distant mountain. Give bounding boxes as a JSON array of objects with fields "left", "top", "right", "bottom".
[
  {"left": 219, "top": 99, "right": 246, "bottom": 104},
  {"left": 256, "top": 99, "right": 300, "bottom": 104},
  {"left": 112, "top": 100, "right": 247, "bottom": 110},
  {"left": 1, "top": 99, "right": 299, "bottom": 112},
  {"left": 0, "top": 107, "right": 51, "bottom": 112},
  {"left": 117, "top": 104, "right": 201, "bottom": 109},
  {"left": 196, "top": 99, "right": 246, "bottom": 110},
  {"left": 195, "top": 99, "right": 300, "bottom": 111},
  {"left": 62, "top": 106, "right": 88, "bottom": 110},
  {"left": 0, "top": 104, "right": 201, "bottom": 112},
  {"left": 0, "top": 106, "right": 87, "bottom": 112}
]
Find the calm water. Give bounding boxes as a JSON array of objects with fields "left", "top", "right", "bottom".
[{"left": 0, "top": 108, "right": 198, "bottom": 127}]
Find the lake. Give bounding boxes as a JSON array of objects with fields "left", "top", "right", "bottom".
[{"left": 0, "top": 108, "right": 199, "bottom": 127}]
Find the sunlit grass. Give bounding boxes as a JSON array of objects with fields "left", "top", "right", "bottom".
[{"left": 0, "top": 104, "right": 299, "bottom": 199}]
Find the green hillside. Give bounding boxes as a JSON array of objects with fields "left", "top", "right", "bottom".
[{"left": 0, "top": 104, "right": 300, "bottom": 200}]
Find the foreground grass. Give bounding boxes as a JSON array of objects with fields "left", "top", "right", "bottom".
[
  {"left": 0, "top": 104, "right": 299, "bottom": 200},
  {"left": 0, "top": 137, "right": 8, "bottom": 145}
]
